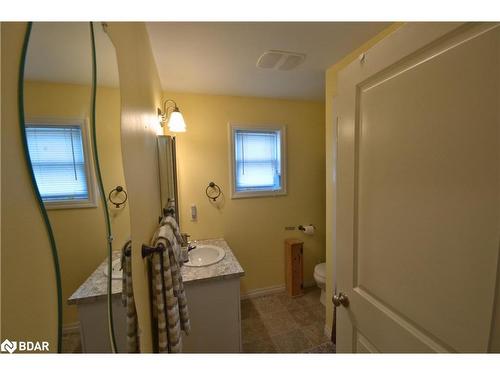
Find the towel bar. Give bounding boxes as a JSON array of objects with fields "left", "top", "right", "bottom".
[{"left": 141, "top": 243, "right": 165, "bottom": 258}]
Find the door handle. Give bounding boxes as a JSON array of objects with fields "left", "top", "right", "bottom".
[{"left": 333, "top": 292, "right": 349, "bottom": 307}]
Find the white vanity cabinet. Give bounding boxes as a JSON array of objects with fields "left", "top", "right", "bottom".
[
  {"left": 183, "top": 276, "right": 242, "bottom": 352},
  {"left": 181, "top": 238, "right": 245, "bottom": 353},
  {"left": 68, "top": 251, "right": 127, "bottom": 353},
  {"left": 76, "top": 294, "right": 127, "bottom": 353},
  {"left": 69, "top": 238, "right": 244, "bottom": 353}
]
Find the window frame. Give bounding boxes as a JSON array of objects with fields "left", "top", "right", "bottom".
[
  {"left": 229, "top": 123, "right": 287, "bottom": 199},
  {"left": 25, "top": 117, "right": 98, "bottom": 210}
]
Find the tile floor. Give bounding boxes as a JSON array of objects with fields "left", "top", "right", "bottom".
[
  {"left": 62, "top": 287, "right": 335, "bottom": 354},
  {"left": 241, "top": 287, "right": 335, "bottom": 353}
]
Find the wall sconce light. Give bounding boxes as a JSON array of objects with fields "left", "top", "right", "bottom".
[{"left": 157, "top": 99, "right": 187, "bottom": 132}]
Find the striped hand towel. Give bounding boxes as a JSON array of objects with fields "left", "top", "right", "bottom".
[{"left": 150, "top": 223, "right": 191, "bottom": 353}]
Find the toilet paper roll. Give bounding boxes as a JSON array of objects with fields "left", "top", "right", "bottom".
[{"left": 301, "top": 225, "right": 315, "bottom": 235}]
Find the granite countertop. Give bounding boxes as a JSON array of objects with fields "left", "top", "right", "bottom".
[
  {"left": 68, "top": 238, "right": 244, "bottom": 305},
  {"left": 67, "top": 251, "right": 122, "bottom": 305},
  {"left": 181, "top": 238, "right": 245, "bottom": 284}
]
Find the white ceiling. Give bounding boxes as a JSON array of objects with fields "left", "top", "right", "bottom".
[
  {"left": 147, "top": 22, "right": 391, "bottom": 100},
  {"left": 25, "top": 22, "right": 119, "bottom": 88},
  {"left": 24, "top": 22, "right": 391, "bottom": 100}
]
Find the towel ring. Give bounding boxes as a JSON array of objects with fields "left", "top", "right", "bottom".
[
  {"left": 108, "top": 185, "right": 128, "bottom": 208},
  {"left": 205, "top": 182, "right": 221, "bottom": 202}
]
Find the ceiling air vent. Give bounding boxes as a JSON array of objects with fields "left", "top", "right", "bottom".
[{"left": 256, "top": 50, "right": 306, "bottom": 71}]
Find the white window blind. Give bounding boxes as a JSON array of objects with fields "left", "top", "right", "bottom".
[
  {"left": 26, "top": 124, "right": 90, "bottom": 202},
  {"left": 234, "top": 129, "right": 282, "bottom": 192}
]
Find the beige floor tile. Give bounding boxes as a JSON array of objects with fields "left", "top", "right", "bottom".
[
  {"left": 303, "top": 341, "right": 336, "bottom": 353},
  {"left": 301, "top": 322, "right": 330, "bottom": 347},
  {"left": 241, "top": 317, "right": 271, "bottom": 343},
  {"left": 311, "top": 306, "right": 326, "bottom": 324},
  {"left": 288, "top": 307, "right": 319, "bottom": 327},
  {"left": 243, "top": 338, "right": 277, "bottom": 353},
  {"left": 275, "top": 293, "right": 305, "bottom": 310},
  {"left": 271, "top": 329, "right": 313, "bottom": 353},
  {"left": 261, "top": 310, "right": 299, "bottom": 336},
  {"left": 275, "top": 289, "right": 322, "bottom": 310},
  {"left": 252, "top": 294, "right": 287, "bottom": 315},
  {"left": 241, "top": 299, "right": 259, "bottom": 320},
  {"left": 295, "top": 288, "right": 322, "bottom": 308}
]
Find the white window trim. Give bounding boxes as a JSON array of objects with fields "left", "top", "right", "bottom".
[
  {"left": 228, "top": 122, "right": 287, "bottom": 199},
  {"left": 26, "top": 117, "right": 98, "bottom": 210}
]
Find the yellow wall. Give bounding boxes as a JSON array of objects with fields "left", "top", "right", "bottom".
[
  {"left": 107, "top": 22, "right": 163, "bottom": 353},
  {"left": 94, "top": 86, "right": 131, "bottom": 247},
  {"left": 324, "top": 23, "right": 404, "bottom": 333},
  {"left": 1, "top": 22, "right": 58, "bottom": 350},
  {"left": 23, "top": 81, "right": 129, "bottom": 326},
  {"left": 163, "top": 91, "right": 325, "bottom": 294}
]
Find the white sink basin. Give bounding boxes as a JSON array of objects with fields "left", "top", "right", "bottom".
[
  {"left": 103, "top": 258, "right": 123, "bottom": 280},
  {"left": 184, "top": 244, "right": 225, "bottom": 267}
]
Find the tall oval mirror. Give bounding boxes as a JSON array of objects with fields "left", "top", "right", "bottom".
[{"left": 22, "top": 22, "right": 131, "bottom": 353}]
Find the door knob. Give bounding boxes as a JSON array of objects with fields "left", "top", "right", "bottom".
[{"left": 333, "top": 292, "right": 349, "bottom": 307}]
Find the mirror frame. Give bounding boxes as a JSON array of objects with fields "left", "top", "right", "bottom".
[{"left": 89, "top": 22, "right": 119, "bottom": 353}]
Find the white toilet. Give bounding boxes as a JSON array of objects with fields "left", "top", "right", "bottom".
[{"left": 314, "top": 262, "right": 327, "bottom": 306}]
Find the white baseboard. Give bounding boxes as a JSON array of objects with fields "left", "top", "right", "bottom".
[
  {"left": 241, "top": 280, "right": 317, "bottom": 300},
  {"left": 63, "top": 322, "right": 80, "bottom": 334},
  {"left": 241, "top": 284, "right": 286, "bottom": 300}
]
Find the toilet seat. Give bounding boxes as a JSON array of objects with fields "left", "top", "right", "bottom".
[{"left": 314, "top": 262, "right": 326, "bottom": 283}]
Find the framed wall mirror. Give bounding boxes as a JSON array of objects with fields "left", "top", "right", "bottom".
[{"left": 157, "top": 135, "right": 179, "bottom": 224}]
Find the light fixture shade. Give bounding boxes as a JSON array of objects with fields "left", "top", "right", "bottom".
[{"left": 167, "top": 110, "right": 187, "bottom": 132}]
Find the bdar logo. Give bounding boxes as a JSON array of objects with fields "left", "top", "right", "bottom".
[{"left": 1, "top": 339, "right": 17, "bottom": 354}]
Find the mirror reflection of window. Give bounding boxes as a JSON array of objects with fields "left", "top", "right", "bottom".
[{"left": 26, "top": 120, "right": 97, "bottom": 208}]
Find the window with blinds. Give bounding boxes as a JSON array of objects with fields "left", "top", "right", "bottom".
[
  {"left": 231, "top": 125, "right": 286, "bottom": 198},
  {"left": 25, "top": 121, "right": 94, "bottom": 207}
]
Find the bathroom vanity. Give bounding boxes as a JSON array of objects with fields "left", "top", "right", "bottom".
[
  {"left": 67, "top": 251, "right": 127, "bottom": 353},
  {"left": 68, "top": 238, "right": 245, "bottom": 353}
]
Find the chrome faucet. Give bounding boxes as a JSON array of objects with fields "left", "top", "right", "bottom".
[{"left": 181, "top": 233, "right": 197, "bottom": 251}]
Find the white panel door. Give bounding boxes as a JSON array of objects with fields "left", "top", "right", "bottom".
[{"left": 335, "top": 23, "right": 500, "bottom": 353}]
